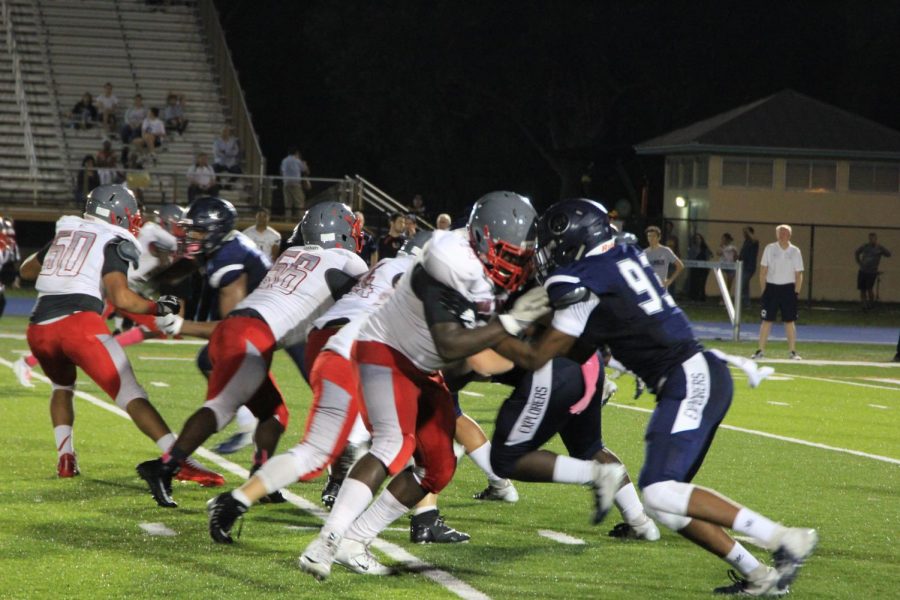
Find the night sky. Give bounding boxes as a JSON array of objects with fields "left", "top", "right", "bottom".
[{"left": 213, "top": 0, "right": 900, "bottom": 220}]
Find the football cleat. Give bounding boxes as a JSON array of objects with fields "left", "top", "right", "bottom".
[
  {"left": 57, "top": 453, "right": 80, "bottom": 478},
  {"left": 248, "top": 463, "right": 285, "bottom": 504},
  {"left": 175, "top": 457, "right": 225, "bottom": 487},
  {"left": 607, "top": 516, "right": 660, "bottom": 541},
  {"left": 299, "top": 531, "right": 341, "bottom": 581},
  {"left": 472, "top": 479, "right": 519, "bottom": 503},
  {"left": 410, "top": 511, "right": 470, "bottom": 544},
  {"left": 771, "top": 527, "right": 818, "bottom": 590},
  {"left": 213, "top": 431, "right": 254, "bottom": 454},
  {"left": 335, "top": 538, "right": 394, "bottom": 576},
  {"left": 207, "top": 492, "right": 248, "bottom": 544},
  {"left": 789, "top": 351, "right": 802, "bottom": 361},
  {"left": 136, "top": 458, "right": 178, "bottom": 508},
  {"left": 13, "top": 357, "right": 34, "bottom": 388},
  {"left": 713, "top": 567, "right": 786, "bottom": 596},
  {"left": 750, "top": 350, "right": 764, "bottom": 360},
  {"left": 590, "top": 462, "right": 626, "bottom": 525},
  {"left": 321, "top": 476, "right": 342, "bottom": 510}
]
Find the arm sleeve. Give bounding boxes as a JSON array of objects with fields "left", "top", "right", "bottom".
[
  {"left": 412, "top": 266, "right": 476, "bottom": 327},
  {"left": 759, "top": 245, "right": 770, "bottom": 267},
  {"left": 793, "top": 248, "right": 804, "bottom": 272},
  {"left": 102, "top": 240, "right": 131, "bottom": 276},
  {"left": 550, "top": 293, "right": 599, "bottom": 338}
]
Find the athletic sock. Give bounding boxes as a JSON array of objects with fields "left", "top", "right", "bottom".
[
  {"left": 320, "top": 477, "right": 374, "bottom": 540},
  {"left": 725, "top": 541, "right": 762, "bottom": 577},
  {"left": 54, "top": 425, "right": 74, "bottom": 457},
  {"left": 551, "top": 455, "right": 595, "bottom": 484},
  {"left": 412, "top": 505, "right": 437, "bottom": 517},
  {"left": 344, "top": 489, "right": 409, "bottom": 544},
  {"left": 467, "top": 442, "right": 503, "bottom": 484},
  {"left": 25, "top": 354, "right": 38, "bottom": 367},
  {"left": 231, "top": 488, "right": 252, "bottom": 508},
  {"left": 114, "top": 327, "right": 145, "bottom": 348},
  {"left": 732, "top": 507, "right": 783, "bottom": 547},
  {"left": 613, "top": 482, "right": 646, "bottom": 525},
  {"left": 235, "top": 405, "right": 257, "bottom": 434},
  {"left": 254, "top": 452, "right": 304, "bottom": 494},
  {"left": 155, "top": 433, "right": 177, "bottom": 453}
]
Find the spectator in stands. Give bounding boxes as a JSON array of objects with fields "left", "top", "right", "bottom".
[
  {"left": 68, "top": 92, "right": 98, "bottom": 129},
  {"left": 136, "top": 107, "right": 166, "bottom": 164},
  {"left": 186, "top": 152, "right": 219, "bottom": 203},
  {"left": 162, "top": 92, "right": 188, "bottom": 136},
  {"left": 377, "top": 212, "right": 407, "bottom": 260},
  {"left": 126, "top": 153, "right": 151, "bottom": 205},
  {"left": 74, "top": 155, "right": 100, "bottom": 205},
  {"left": 717, "top": 232, "right": 738, "bottom": 293},
  {"left": 355, "top": 211, "right": 377, "bottom": 266},
  {"left": 435, "top": 213, "right": 452, "bottom": 230},
  {"left": 95, "top": 140, "right": 120, "bottom": 185},
  {"left": 95, "top": 82, "right": 119, "bottom": 135},
  {"left": 280, "top": 147, "right": 310, "bottom": 219},
  {"left": 409, "top": 194, "right": 427, "bottom": 219},
  {"left": 212, "top": 126, "right": 242, "bottom": 187},
  {"left": 242, "top": 208, "right": 282, "bottom": 261},
  {"left": 120, "top": 94, "right": 147, "bottom": 149},
  {"left": 405, "top": 213, "right": 418, "bottom": 238},
  {"left": 687, "top": 232, "right": 712, "bottom": 301}
]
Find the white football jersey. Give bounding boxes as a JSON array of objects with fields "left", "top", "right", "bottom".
[
  {"left": 129, "top": 221, "right": 178, "bottom": 294},
  {"left": 36, "top": 215, "right": 141, "bottom": 302},
  {"left": 315, "top": 254, "right": 412, "bottom": 359},
  {"left": 359, "top": 229, "right": 497, "bottom": 372},
  {"left": 236, "top": 245, "right": 368, "bottom": 344}
]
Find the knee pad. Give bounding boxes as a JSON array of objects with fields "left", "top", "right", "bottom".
[
  {"left": 646, "top": 507, "right": 692, "bottom": 532},
  {"left": 202, "top": 399, "right": 236, "bottom": 431},
  {"left": 115, "top": 383, "right": 147, "bottom": 410},
  {"left": 642, "top": 480, "right": 695, "bottom": 516}
]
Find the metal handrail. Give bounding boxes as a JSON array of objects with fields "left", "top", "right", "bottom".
[
  {"left": 354, "top": 174, "right": 433, "bottom": 230},
  {"left": 2, "top": 0, "right": 40, "bottom": 200},
  {"left": 196, "top": 0, "right": 265, "bottom": 202}
]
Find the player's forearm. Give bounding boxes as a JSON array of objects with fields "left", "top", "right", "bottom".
[
  {"left": 492, "top": 336, "right": 547, "bottom": 371},
  {"left": 795, "top": 272, "right": 803, "bottom": 294},
  {"left": 18, "top": 253, "right": 41, "bottom": 281},
  {"left": 110, "top": 287, "right": 157, "bottom": 315},
  {"left": 432, "top": 320, "right": 510, "bottom": 362},
  {"left": 178, "top": 319, "right": 219, "bottom": 339}
]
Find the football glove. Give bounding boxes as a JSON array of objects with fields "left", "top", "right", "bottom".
[
  {"left": 155, "top": 313, "right": 184, "bottom": 336},
  {"left": 155, "top": 294, "right": 180, "bottom": 316},
  {"left": 498, "top": 286, "right": 551, "bottom": 337}
]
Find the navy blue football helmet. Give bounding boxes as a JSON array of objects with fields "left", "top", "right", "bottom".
[
  {"left": 182, "top": 197, "right": 237, "bottom": 256},
  {"left": 534, "top": 198, "right": 616, "bottom": 282}
]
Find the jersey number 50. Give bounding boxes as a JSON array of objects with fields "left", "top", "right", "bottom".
[
  {"left": 260, "top": 249, "right": 320, "bottom": 294},
  {"left": 616, "top": 255, "right": 676, "bottom": 315},
  {"left": 41, "top": 231, "right": 97, "bottom": 277}
]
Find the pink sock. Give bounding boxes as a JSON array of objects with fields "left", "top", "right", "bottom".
[
  {"left": 25, "top": 355, "right": 38, "bottom": 367},
  {"left": 114, "top": 327, "right": 145, "bottom": 347}
]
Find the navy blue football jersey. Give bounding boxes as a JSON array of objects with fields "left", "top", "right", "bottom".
[
  {"left": 544, "top": 242, "right": 702, "bottom": 392},
  {"left": 204, "top": 231, "right": 272, "bottom": 319}
]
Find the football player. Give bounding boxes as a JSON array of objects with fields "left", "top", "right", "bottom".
[
  {"left": 16, "top": 185, "right": 192, "bottom": 479},
  {"left": 493, "top": 198, "right": 817, "bottom": 596},
  {"left": 136, "top": 201, "right": 368, "bottom": 507},
  {"left": 0, "top": 216, "right": 19, "bottom": 318},
  {"left": 297, "top": 192, "right": 624, "bottom": 581}
]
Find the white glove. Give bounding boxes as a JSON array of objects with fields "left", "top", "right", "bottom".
[
  {"left": 498, "top": 286, "right": 551, "bottom": 336},
  {"left": 155, "top": 313, "right": 184, "bottom": 336}
]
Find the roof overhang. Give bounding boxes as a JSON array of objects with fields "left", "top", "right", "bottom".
[{"left": 634, "top": 143, "right": 900, "bottom": 161}]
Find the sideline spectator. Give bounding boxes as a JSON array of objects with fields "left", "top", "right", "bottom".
[
  {"left": 120, "top": 94, "right": 147, "bottom": 148},
  {"left": 242, "top": 208, "right": 281, "bottom": 261},
  {"left": 644, "top": 225, "right": 684, "bottom": 290},
  {"left": 75, "top": 155, "right": 100, "bottom": 204},
  {"left": 663, "top": 219, "right": 681, "bottom": 257},
  {"left": 377, "top": 212, "right": 407, "bottom": 260},
  {"left": 893, "top": 332, "right": 899, "bottom": 362},
  {"left": 409, "top": 194, "right": 427, "bottom": 219},
  {"left": 212, "top": 126, "right": 242, "bottom": 187},
  {"left": 186, "top": 153, "right": 218, "bottom": 203},
  {"left": 435, "top": 213, "right": 452, "bottom": 230},
  {"left": 739, "top": 226, "right": 760, "bottom": 307},
  {"left": 687, "top": 232, "right": 712, "bottom": 301},
  {"left": 95, "top": 82, "right": 119, "bottom": 135},
  {"left": 754, "top": 224, "right": 804, "bottom": 360},
  {"left": 355, "top": 211, "right": 377, "bottom": 266},
  {"left": 855, "top": 232, "right": 891, "bottom": 310},
  {"left": 95, "top": 140, "right": 120, "bottom": 185},
  {"left": 162, "top": 92, "right": 188, "bottom": 135},
  {"left": 68, "top": 92, "right": 98, "bottom": 129},
  {"left": 718, "top": 232, "right": 738, "bottom": 292},
  {"left": 280, "top": 147, "right": 309, "bottom": 219}
]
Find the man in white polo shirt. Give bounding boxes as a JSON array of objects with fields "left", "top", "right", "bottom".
[
  {"left": 753, "top": 224, "right": 804, "bottom": 360},
  {"left": 242, "top": 208, "right": 282, "bottom": 261}
]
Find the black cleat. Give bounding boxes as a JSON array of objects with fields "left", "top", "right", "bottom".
[
  {"left": 248, "top": 463, "right": 286, "bottom": 504},
  {"left": 207, "top": 492, "right": 248, "bottom": 544},
  {"left": 136, "top": 458, "right": 178, "bottom": 508},
  {"left": 410, "top": 511, "right": 470, "bottom": 544},
  {"left": 321, "top": 476, "right": 342, "bottom": 510}
]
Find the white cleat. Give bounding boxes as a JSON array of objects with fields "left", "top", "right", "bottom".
[
  {"left": 713, "top": 566, "right": 787, "bottom": 596},
  {"left": 335, "top": 538, "right": 394, "bottom": 576},
  {"left": 631, "top": 515, "right": 661, "bottom": 541},
  {"left": 14, "top": 357, "right": 34, "bottom": 388},
  {"left": 771, "top": 527, "right": 818, "bottom": 590},
  {"left": 590, "top": 463, "right": 626, "bottom": 524},
  {"left": 299, "top": 531, "right": 341, "bottom": 581},
  {"left": 473, "top": 479, "right": 519, "bottom": 503}
]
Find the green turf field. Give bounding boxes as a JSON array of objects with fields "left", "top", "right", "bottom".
[{"left": 0, "top": 314, "right": 897, "bottom": 599}]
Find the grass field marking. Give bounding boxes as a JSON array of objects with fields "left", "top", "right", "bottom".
[
  {"left": 758, "top": 358, "right": 900, "bottom": 368},
  {"left": 0, "top": 357, "right": 492, "bottom": 600},
  {"left": 862, "top": 378, "right": 900, "bottom": 386},
  {"left": 607, "top": 402, "right": 900, "bottom": 465},
  {"left": 139, "top": 522, "right": 178, "bottom": 536},
  {"left": 150, "top": 381, "right": 170, "bottom": 387},
  {"left": 460, "top": 391, "right": 484, "bottom": 397},
  {"left": 137, "top": 356, "right": 195, "bottom": 361},
  {"left": 786, "top": 373, "right": 900, "bottom": 392},
  {"left": 537, "top": 530, "right": 586, "bottom": 545},
  {"left": 868, "top": 404, "right": 890, "bottom": 410},
  {"left": 0, "top": 333, "right": 25, "bottom": 340},
  {"left": 766, "top": 401, "right": 790, "bottom": 406}
]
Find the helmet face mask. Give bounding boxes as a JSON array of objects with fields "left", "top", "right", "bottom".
[
  {"left": 467, "top": 191, "right": 537, "bottom": 293},
  {"left": 182, "top": 197, "right": 237, "bottom": 256}
]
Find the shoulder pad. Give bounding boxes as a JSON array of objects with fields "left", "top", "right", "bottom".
[
  {"left": 115, "top": 239, "right": 141, "bottom": 268},
  {"left": 551, "top": 286, "right": 591, "bottom": 309},
  {"left": 325, "top": 268, "right": 359, "bottom": 300}
]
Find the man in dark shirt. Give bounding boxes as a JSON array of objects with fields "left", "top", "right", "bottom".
[
  {"left": 739, "top": 226, "right": 760, "bottom": 307},
  {"left": 376, "top": 212, "right": 407, "bottom": 260},
  {"left": 855, "top": 232, "right": 891, "bottom": 309}
]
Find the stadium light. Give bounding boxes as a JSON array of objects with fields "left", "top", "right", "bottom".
[{"left": 675, "top": 196, "right": 686, "bottom": 208}]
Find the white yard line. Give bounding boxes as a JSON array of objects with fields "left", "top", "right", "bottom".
[
  {"left": 862, "top": 378, "right": 900, "bottom": 386},
  {"left": 766, "top": 401, "right": 790, "bottom": 406},
  {"left": 460, "top": 391, "right": 484, "bottom": 397},
  {"left": 786, "top": 373, "right": 900, "bottom": 392},
  {"left": 0, "top": 357, "right": 491, "bottom": 600},
  {"left": 150, "top": 381, "right": 170, "bottom": 387},
  {"left": 537, "top": 530, "right": 585, "bottom": 545},
  {"left": 868, "top": 404, "right": 890, "bottom": 410},
  {"left": 758, "top": 358, "right": 900, "bottom": 368},
  {"left": 137, "top": 356, "right": 194, "bottom": 361},
  {"left": 139, "top": 522, "right": 177, "bottom": 536}
]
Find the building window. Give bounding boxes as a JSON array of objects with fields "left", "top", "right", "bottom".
[
  {"left": 667, "top": 156, "right": 706, "bottom": 189},
  {"left": 722, "top": 158, "right": 773, "bottom": 188},
  {"left": 849, "top": 163, "right": 900, "bottom": 193},
  {"left": 785, "top": 161, "right": 836, "bottom": 191},
  {"left": 695, "top": 157, "right": 708, "bottom": 188}
]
